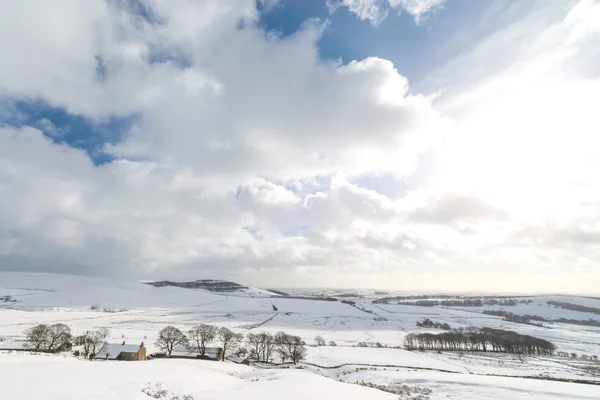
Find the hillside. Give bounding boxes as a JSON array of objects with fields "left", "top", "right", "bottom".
[
  {"left": 145, "top": 279, "right": 277, "bottom": 297},
  {"left": 0, "top": 354, "right": 396, "bottom": 400},
  {"left": 147, "top": 279, "right": 249, "bottom": 292},
  {"left": 1, "top": 272, "right": 600, "bottom": 399}
]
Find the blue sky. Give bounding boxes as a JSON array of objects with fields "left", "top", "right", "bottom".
[
  {"left": 1, "top": 0, "right": 599, "bottom": 292},
  {"left": 2, "top": 0, "right": 533, "bottom": 165}
]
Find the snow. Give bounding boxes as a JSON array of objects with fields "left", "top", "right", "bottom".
[
  {"left": 0, "top": 341, "right": 29, "bottom": 350},
  {"left": 325, "top": 367, "right": 600, "bottom": 400},
  {"left": 459, "top": 297, "right": 600, "bottom": 321},
  {"left": 306, "top": 346, "right": 466, "bottom": 372},
  {"left": 0, "top": 354, "right": 396, "bottom": 400},
  {"left": 2, "top": 272, "right": 600, "bottom": 399}
]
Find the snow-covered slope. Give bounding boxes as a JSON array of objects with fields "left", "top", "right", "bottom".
[
  {"left": 0, "top": 354, "right": 396, "bottom": 400},
  {"left": 2, "top": 272, "right": 600, "bottom": 400},
  {"left": 146, "top": 279, "right": 280, "bottom": 297},
  {"left": 0, "top": 272, "right": 224, "bottom": 309}
]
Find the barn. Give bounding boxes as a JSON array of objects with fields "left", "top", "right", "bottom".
[
  {"left": 0, "top": 341, "right": 30, "bottom": 351},
  {"left": 95, "top": 342, "right": 146, "bottom": 361},
  {"left": 0, "top": 341, "right": 71, "bottom": 353},
  {"left": 226, "top": 355, "right": 250, "bottom": 365},
  {"left": 156, "top": 345, "right": 224, "bottom": 361}
]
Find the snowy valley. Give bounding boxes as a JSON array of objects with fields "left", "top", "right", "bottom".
[{"left": 1, "top": 272, "right": 599, "bottom": 400}]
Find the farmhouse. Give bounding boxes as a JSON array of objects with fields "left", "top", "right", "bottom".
[{"left": 95, "top": 342, "right": 146, "bottom": 361}]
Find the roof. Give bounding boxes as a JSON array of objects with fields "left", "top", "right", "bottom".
[
  {"left": 96, "top": 343, "right": 143, "bottom": 359},
  {"left": 205, "top": 347, "right": 222, "bottom": 357},
  {"left": 226, "top": 355, "right": 249, "bottom": 364},
  {"left": 168, "top": 345, "right": 222, "bottom": 358},
  {"left": 0, "top": 341, "right": 29, "bottom": 350}
]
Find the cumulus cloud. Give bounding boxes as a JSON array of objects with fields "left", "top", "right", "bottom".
[
  {"left": 331, "top": 0, "right": 444, "bottom": 25},
  {"left": 407, "top": 193, "right": 510, "bottom": 224},
  {"left": 0, "top": 0, "right": 599, "bottom": 292}
]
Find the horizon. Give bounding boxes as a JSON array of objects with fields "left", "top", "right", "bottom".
[
  {"left": 1, "top": 0, "right": 599, "bottom": 293},
  {"left": 2, "top": 270, "right": 599, "bottom": 297}
]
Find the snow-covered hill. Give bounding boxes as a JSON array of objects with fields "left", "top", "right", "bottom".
[
  {"left": 0, "top": 354, "right": 397, "bottom": 400},
  {"left": 146, "top": 279, "right": 280, "bottom": 297},
  {"left": 1, "top": 272, "right": 600, "bottom": 400}
]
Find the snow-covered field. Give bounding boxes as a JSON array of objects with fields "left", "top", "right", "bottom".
[
  {"left": 0, "top": 353, "right": 396, "bottom": 400},
  {"left": 1, "top": 272, "right": 599, "bottom": 399}
]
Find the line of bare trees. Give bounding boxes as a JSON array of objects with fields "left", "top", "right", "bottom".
[
  {"left": 547, "top": 301, "right": 600, "bottom": 315},
  {"left": 73, "top": 328, "right": 111, "bottom": 357},
  {"left": 25, "top": 324, "right": 72, "bottom": 352},
  {"left": 156, "top": 325, "right": 307, "bottom": 364},
  {"left": 404, "top": 328, "right": 555, "bottom": 355},
  {"left": 156, "top": 324, "right": 243, "bottom": 360},
  {"left": 24, "top": 324, "right": 112, "bottom": 358},
  {"left": 246, "top": 331, "right": 306, "bottom": 364}
]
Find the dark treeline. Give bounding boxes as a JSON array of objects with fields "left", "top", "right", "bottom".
[
  {"left": 284, "top": 296, "right": 338, "bottom": 302},
  {"left": 484, "top": 310, "right": 600, "bottom": 328},
  {"left": 483, "top": 310, "right": 545, "bottom": 326},
  {"left": 555, "top": 318, "right": 600, "bottom": 327},
  {"left": 404, "top": 328, "right": 555, "bottom": 355},
  {"left": 374, "top": 295, "right": 533, "bottom": 302},
  {"left": 547, "top": 301, "right": 600, "bottom": 315},
  {"left": 416, "top": 318, "right": 451, "bottom": 330},
  {"left": 381, "top": 298, "right": 524, "bottom": 307}
]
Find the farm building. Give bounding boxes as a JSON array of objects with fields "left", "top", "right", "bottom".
[
  {"left": 0, "top": 341, "right": 30, "bottom": 351},
  {"left": 226, "top": 355, "right": 250, "bottom": 365},
  {"left": 95, "top": 342, "right": 146, "bottom": 361},
  {"left": 154, "top": 345, "right": 224, "bottom": 361},
  {"left": 0, "top": 341, "right": 71, "bottom": 352}
]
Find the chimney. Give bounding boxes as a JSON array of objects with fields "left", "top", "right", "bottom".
[{"left": 122, "top": 340, "right": 125, "bottom": 345}]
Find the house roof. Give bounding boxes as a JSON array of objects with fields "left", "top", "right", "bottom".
[
  {"left": 205, "top": 347, "right": 222, "bottom": 357},
  {"left": 96, "top": 343, "right": 143, "bottom": 359},
  {"left": 226, "top": 355, "right": 249, "bottom": 364},
  {"left": 168, "top": 345, "right": 222, "bottom": 358},
  {"left": 0, "top": 341, "right": 29, "bottom": 350}
]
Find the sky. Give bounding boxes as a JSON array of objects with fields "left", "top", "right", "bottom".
[{"left": 0, "top": 0, "right": 599, "bottom": 293}]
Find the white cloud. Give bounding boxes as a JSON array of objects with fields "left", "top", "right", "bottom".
[
  {"left": 35, "top": 118, "right": 67, "bottom": 137},
  {"left": 334, "top": 0, "right": 444, "bottom": 26},
  {"left": 389, "top": 0, "right": 445, "bottom": 23},
  {"left": 0, "top": 0, "right": 599, "bottom": 292}
]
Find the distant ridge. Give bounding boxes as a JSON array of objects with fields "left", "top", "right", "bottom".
[{"left": 145, "top": 279, "right": 249, "bottom": 293}]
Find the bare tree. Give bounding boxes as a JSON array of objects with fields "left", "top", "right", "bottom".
[
  {"left": 156, "top": 326, "right": 187, "bottom": 357},
  {"left": 79, "top": 328, "right": 110, "bottom": 358},
  {"left": 246, "top": 333, "right": 261, "bottom": 361},
  {"left": 328, "top": 341, "right": 337, "bottom": 346},
  {"left": 287, "top": 335, "right": 306, "bottom": 365},
  {"left": 218, "top": 327, "right": 243, "bottom": 360},
  {"left": 26, "top": 324, "right": 50, "bottom": 351},
  {"left": 257, "top": 332, "right": 275, "bottom": 363},
  {"left": 275, "top": 332, "right": 306, "bottom": 365},
  {"left": 75, "top": 332, "right": 90, "bottom": 355},
  {"left": 236, "top": 347, "right": 248, "bottom": 357},
  {"left": 274, "top": 331, "right": 288, "bottom": 363},
  {"left": 188, "top": 324, "right": 217, "bottom": 356},
  {"left": 46, "top": 323, "right": 72, "bottom": 352},
  {"left": 314, "top": 336, "right": 325, "bottom": 346},
  {"left": 246, "top": 332, "right": 274, "bottom": 362},
  {"left": 90, "top": 329, "right": 110, "bottom": 357}
]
